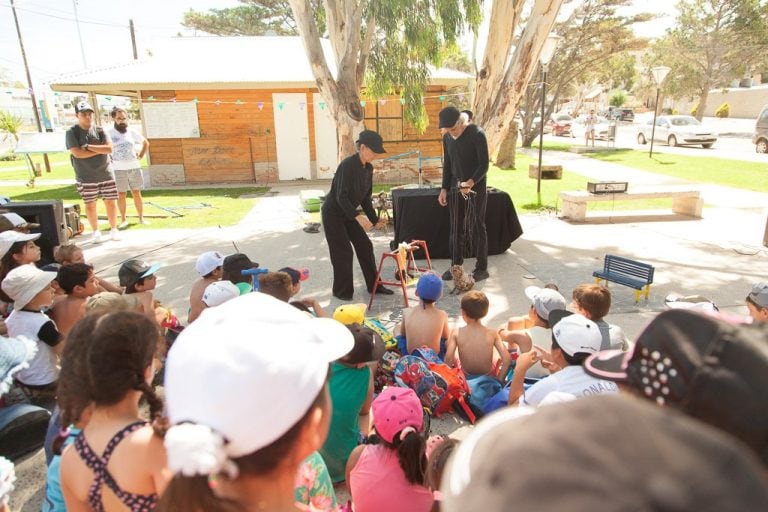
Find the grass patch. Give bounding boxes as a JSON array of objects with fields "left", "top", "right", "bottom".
[
  {"left": 3, "top": 185, "right": 268, "bottom": 230},
  {"left": 0, "top": 152, "right": 148, "bottom": 182},
  {"left": 588, "top": 149, "right": 768, "bottom": 193}
]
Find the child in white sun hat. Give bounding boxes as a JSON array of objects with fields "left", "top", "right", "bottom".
[{"left": 160, "top": 292, "right": 353, "bottom": 512}]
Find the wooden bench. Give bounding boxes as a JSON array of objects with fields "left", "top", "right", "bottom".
[
  {"left": 559, "top": 188, "right": 703, "bottom": 222},
  {"left": 593, "top": 254, "right": 654, "bottom": 303}
]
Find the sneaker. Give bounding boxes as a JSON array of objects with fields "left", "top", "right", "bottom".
[
  {"left": 139, "top": 218, "right": 151, "bottom": 225},
  {"left": 91, "top": 231, "right": 103, "bottom": 244},
  {"left": 118, "top": 220, "right": 129, "bottom": 229},
  {"left": 473, "top": 269, "right": 490, "bottom": 282},
  {"left": 109, "top": 228, "right": 121, "bottom": 241},
  {"left": 442, "top": 269, "right": 453, "bottom": 281}
]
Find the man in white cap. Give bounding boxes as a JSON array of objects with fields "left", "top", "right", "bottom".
[{"left": 65, "top": 100, "right": 120, "bottom": 243}]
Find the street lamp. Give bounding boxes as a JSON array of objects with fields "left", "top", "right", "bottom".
[
  {"left": 536, "top": 33, "right": 562, "bottom": 206},
  {"left": 649, "top": 65, "right": 671, "bottom": 158}
]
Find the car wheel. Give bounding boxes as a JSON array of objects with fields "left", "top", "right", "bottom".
[
  {"left": 702, "top": 143, "right": 713, "bottom": 149},
  {"left": 637, "top": 133, "right": 647, "bottom": 145},
  {"left": 757, "top": 138, "right": 768, "bottom": 154},
  {"left": 668, "top": 135, "right": 678, "bottom": 147}
]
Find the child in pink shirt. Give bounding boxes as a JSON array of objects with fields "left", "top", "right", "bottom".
[{"left": 346, "top": 387, "right": 434, "bottom": 512}]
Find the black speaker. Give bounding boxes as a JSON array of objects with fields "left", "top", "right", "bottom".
[{"left": 3, "top": 200, "right": 68, "bottom": 265}]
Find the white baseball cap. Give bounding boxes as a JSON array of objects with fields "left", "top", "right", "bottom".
[
  {"left": 0, "top": 231, "right": 40, "bottom": 259},
  {"left": 163, "top": 292, "right": 353, "bottom": 477},
  {"left": 201, "top": 280, "right": 239, "bottom": 307},
  {"left": 195, "top": 251, "right": 224, "bottom": 277},
  {"left": 75, "top": 100, "right": 94, "bottom": 113},
  {"left": 549, "top": 310, "right": 603, "bottom": 357},
  {"left": 1, "top": 264, "right": 56, "bottom": 309},
  {"left": 525, "top": 286, "right": 567, "bottom": 322}
]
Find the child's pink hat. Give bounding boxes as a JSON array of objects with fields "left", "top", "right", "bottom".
[{"left": 372, "top": 387, "right": 423, "bottom": 443}]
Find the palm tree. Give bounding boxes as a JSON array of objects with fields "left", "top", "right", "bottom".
[{"left": 0, "top": 109, "right": 23, "bottom": 149}]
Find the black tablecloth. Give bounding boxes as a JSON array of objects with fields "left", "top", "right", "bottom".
[{"left": 391, "top": 187, "right": 523, "bottom": 259}]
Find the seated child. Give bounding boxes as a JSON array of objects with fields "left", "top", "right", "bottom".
[
  {"left": 280, "top": 266, "right": 328, "bottom": 317},
  {"left": 426, "top": 438, "right": 459, "bottom": 511},
  {"left": 53, "top": 243, "right": 122, "bottom": 293},
  {"left": 319, "top": 323, "right": 382, "bottom": 484},
  {"left": 85, "top": 292, "right": 139, "bottom": 313},
  {"left": 509, "top": 310, "right": 618, "bottom": 406},
  {"left": 1, "top": 264, "right": 61, "bottom": 408},
  {"left": 258, "top": 271, "right": 293, "bottom": 302},
  {"left": 746, "top": 281, "right": 768, "bottom": 323},
  {"left": 346, "top": 387, "right": 434, "bottom": 512},
  {"left": 445, "top": 290, "right": 510, "bottom": 382},
  {"left": 118, "top": 259, "right": 162, "bottom": 324},
  {"left": 571, "top": 283, "right": 630, "bottom": 350},
  {"left": 222, "top": 253, "right": 259, "bottom": 288},
  {"left": 50, "top": 263, "right": 100, "bottom": 337},
  {"left": 187, "top": 251, "right": 224, "bottom": 324},
  {"left": 0, "top": 231, "right": 42, "bottom": 303},
  {"left": 394, "top": 272, "right": 450, "bottom": 357},
  {"left": 498, "top": 285, "right": 566, "bottom": 354}
]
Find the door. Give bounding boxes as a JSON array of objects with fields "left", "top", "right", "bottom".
[
  {"left": 272, "top": 92, "right": 311, "bottom": 180},
  {"left": 313, "top": 93, "right": 337, "bottom": 179},
  {"left": 655, "top": 118, "right": 669, "bottom": 143}
]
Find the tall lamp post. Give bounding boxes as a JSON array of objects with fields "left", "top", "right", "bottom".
[
  {"left": 649, "top": 65, "right": 670, "bottom": 159},
  {"left": 536, "top": 33, "right": 562, "bottom": 206}
]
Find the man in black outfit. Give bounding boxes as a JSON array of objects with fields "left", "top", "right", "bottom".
[
  {"left": 322, "top": 130, "right": 395, "bottom": 301},
  {"left": 437, "top": 106, "right": 490, "bottom": 282}
]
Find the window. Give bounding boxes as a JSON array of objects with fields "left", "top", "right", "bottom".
[{"left": 363, "top": 100, "right": 403, "bottom": 142}]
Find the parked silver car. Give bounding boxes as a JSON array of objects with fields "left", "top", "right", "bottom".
[{"left": 637, "top": 115, "right": 718, "bottom": 148}]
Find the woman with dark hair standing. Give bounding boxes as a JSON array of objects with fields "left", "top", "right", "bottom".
[{"left": 321, "top": 130, "right": 394, "bottom": 301}]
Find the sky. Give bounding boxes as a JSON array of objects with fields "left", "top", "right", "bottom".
[{"left": 0, "top": 0, "right": 678, "bottom": 89}]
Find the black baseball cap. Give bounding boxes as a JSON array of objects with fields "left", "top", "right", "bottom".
[
  {"left": 356, "top": 130, "right": 386, "bottom": 154},
  {"left": 584, "top": 309, "right": 768, "bottom": 465},
  {"left": 438, "top": 106, "right": 461, "bottom": 128},
  {"left": 222, "top": 253, "right": 259, "bottom": 282},
  {"left": 118, "top": 259, "right": 160, "bottom": 287},
  {"left": 442, "top": 395, "right": 768, "bottom": 511}
]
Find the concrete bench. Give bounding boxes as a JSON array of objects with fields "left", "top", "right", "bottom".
[{"left": 559, "top": 188, "right": 703, "bottom": 222}]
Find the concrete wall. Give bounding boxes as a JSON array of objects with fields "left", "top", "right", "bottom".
[{"left": 685, "top": 86, "right": 768, "bottom": 118}]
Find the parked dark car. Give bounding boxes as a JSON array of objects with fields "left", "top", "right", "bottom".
[
  {"left": 753, "top": 104, "right": 768, "bottom": 154},
  {"left": 607, "top": 107, "right": 635, "bottom": 122}
]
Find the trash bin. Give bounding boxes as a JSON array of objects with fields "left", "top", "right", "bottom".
[{"left": 608, "top": 122, "right": 617, "bottom": 142}]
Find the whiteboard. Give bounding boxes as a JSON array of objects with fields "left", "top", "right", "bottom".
[
  {"left": 14, "top": 131, "right": 68, "bottom": 153},
  {"left": 142, "top": 102, "right": 201, "bottom": 139}
]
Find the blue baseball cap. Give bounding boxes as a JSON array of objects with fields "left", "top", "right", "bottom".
[{"left": 416, "top": 272, "right": 443, "bottom": 301}]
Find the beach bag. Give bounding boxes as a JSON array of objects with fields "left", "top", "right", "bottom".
[
  {"left": 363, "top": 318, "right": 397, "bottom": 351},
  {"left": 394, "top": 356, "right": 444, "bottom": 413},
  {"left": 428, "top": 363, "right": 476, "bottom": 424},
  {"left": 411, "top": 346, "right": 442, "bottom": 363},
  {"left": 374, "top": 351, "right": 402, "bottom": 393}
]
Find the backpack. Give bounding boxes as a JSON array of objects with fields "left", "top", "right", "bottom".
[
  {"left": 411, "top": 346, "right": 442, "bottom": 363},
  {"left": 374, "top": 351, "right": 402, "bottom": 393},
  {"left": 394, "top": 356, "right": 443, "bottom": 413},
  {"left": 428, "top": 363, "right": 476, "bottom": 424},
  {"left": 363, "top": 318, "right": 398, "bottom": 351}
]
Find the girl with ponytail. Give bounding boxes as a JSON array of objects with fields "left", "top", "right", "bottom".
[
  {"left": 346, "top": 387, "right": 434, "bottom": 512},
  {"left": 56, "top": 311, "right": 170, "bottom": 511}
]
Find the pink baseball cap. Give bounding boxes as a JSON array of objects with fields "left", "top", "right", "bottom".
[{"left": 372, "top": 387, "right": 423, "bottom": 444}]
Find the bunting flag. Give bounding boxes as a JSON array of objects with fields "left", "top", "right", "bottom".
[
  {"left": 277, "top": 102, "right": 284, "bottom": 110},
  {"left": 439, "top": 95, "right": 446, "bottom": 101},
  {"left": 236, "top": 99, "right": 244, "bottom": 105},
  {"left": 378, "top": 99, "right": 386, "bottom": 106},
  {"left": 319, "top": 102, "right": 326, "bottom": 110},
  {"left": 214, "top": 100, "right": 221, "bottom": 105},
  {"left": 360, "top": 100, "right": 366, "bottom": 107},
  {"left": 299, "top": 101, "right": 306, "bottom": 110},
  {"left": 256, "top": 101, "right": 263, "bottom": 110},
  {"left": 133, "top": 91, "right": 471, "bottom": 107}
]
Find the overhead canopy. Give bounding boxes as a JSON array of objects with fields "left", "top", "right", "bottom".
[{"left": 48, "top": 36, "right": 472, "bottom": 95}]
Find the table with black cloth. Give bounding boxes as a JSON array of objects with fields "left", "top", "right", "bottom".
[{"left": 391, "top": 187, "right": 523, "bottom": 259}]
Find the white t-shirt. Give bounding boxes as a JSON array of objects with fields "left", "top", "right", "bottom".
[
  {"left": 521, "top": 365, "right": 618, "bottom": 406},
  {"left": 107, "top": 127, "right": 144, "bottom": 171},
  {"left": 5, "top": 310, "right": 60, "bottom": 386}
]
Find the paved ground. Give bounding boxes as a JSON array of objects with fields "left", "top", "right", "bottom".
[{"left": 8, "top": 154, "right": 768, "bottom": 511}]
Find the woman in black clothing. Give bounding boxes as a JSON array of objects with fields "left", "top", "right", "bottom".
[{"left": 321, "top": 130, "right": 395, "bottom": 301}]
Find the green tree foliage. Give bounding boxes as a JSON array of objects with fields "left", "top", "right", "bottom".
[
  {"left": 0, "top": 110, "right": 23, "bottom": 145},
  {"left": 609, "top": 90, "right": 627, "bottom": 107},
  {"left": 518, "top": 0, "right": 652, "bottom": 147},
  {"left": 650, "top": 0, "right": 768, "bottom": 120},
  {"left": 182, "top": 1, "right": 299, "bottom": 36}
]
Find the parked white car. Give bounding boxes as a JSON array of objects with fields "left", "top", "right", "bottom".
[
  {"left": 637, "top": 115, "right": 718, "bottom": 148},
  {"left": 571, "top": 115, "right": 614, "bottom": 140}
]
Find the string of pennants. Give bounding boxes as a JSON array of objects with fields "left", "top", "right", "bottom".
[{"left": 133, "top": 91, "right": 471, "bottom": 111}]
